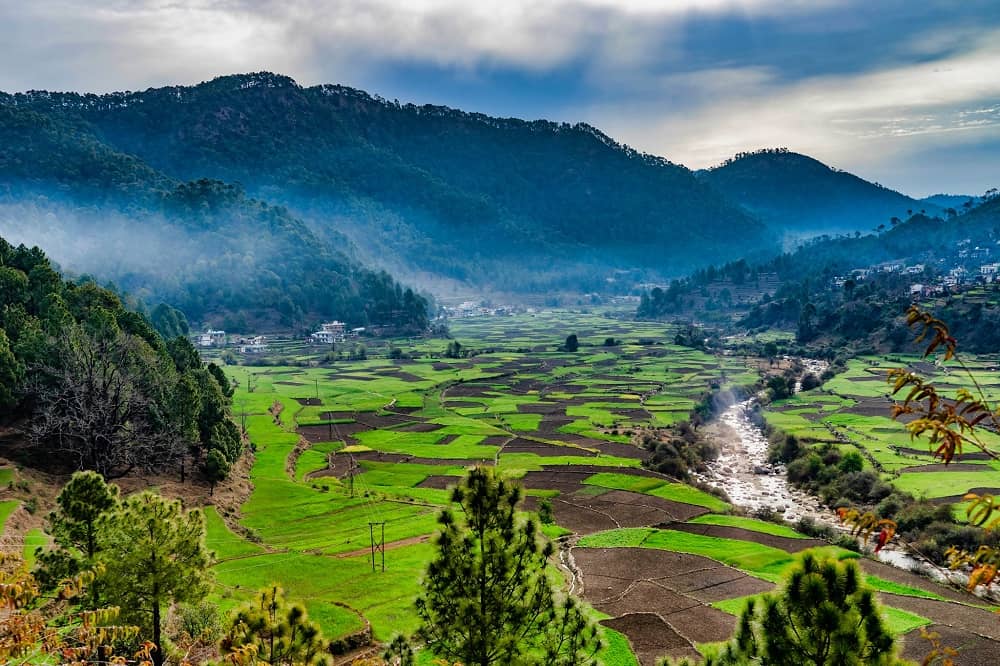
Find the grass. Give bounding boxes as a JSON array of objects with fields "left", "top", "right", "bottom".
[
  {"left": 881, "top": 606, "right": 933, "bottom": 635},
  {"left": 0, "top": 500, "right": 19, "bottom": 532},
  {"left": 713, "top": 593, "right": 931, "bottom": 637},
  {"left": 213, "top": 309, "right": 772, "bottom": 663},
  {"left": 23, "top": 528, "right": 48, "bottom": 567},
  {"left": 864, "top": 575, "right": 946, "bottom": 601},
  {"left": 204, "top": 506, "right": 265, "bottom": 561},
  {"left": 687, "top": 514, "right": 808, "bottom": 539},
  {"left": 578, "top": 528, "right": 857, "bottom": 583},
  {"left": 584, "top": 472, "right": 730, "bottom": 512},
  {"left": 893, "top": 470, "right": 1000, "bottom": 499}
]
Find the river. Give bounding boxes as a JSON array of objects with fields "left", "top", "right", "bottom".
[{"left": 696, "top": 363, "right": 998, "bottom": 599}]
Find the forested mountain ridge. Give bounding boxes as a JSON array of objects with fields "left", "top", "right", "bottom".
[
  {"left": 699, "top": 148, "right": 937, "bottom": 239},
  {"left": 0, "top": 102, "right": 428, "bottom": 331},
  {"left": 0, "top": 72, "right": 773, "bottom": 289},
  {"left": 639, "top": 194, "right": 1000, "bottom": 352}
]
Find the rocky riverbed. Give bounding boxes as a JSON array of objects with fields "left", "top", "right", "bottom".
[{"left": 698, "top": 369, "right": 999, "bottom": 600}]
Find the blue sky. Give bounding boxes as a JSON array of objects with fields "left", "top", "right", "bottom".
[{"left": 2, "top": 0, "right": 998, "bottom": 196}]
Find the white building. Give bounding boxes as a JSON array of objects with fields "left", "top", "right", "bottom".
[
  {"left": 310, "top": 321, "right": 347, "bottom": 345},
  {"left": 198, "top": 330, "right": 227, "bottom": 347},
  {"left": 238, "top": 335, "right": 267, "bottom": 353}
]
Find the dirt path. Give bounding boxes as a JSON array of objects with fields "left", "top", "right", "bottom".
[{"left": 335, "top": 534, "right": 430, "bottom": 559}]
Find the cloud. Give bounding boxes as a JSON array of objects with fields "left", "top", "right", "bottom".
[
  {"left": 588, "top": 27, "right": 1000, "bottom": 196},
  {"left": 0, "top": 1, "right": 998, "bottom": 194}
]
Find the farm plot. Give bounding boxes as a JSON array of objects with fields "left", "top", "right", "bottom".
[
  {"left": 766, "top": 356, "right": 1000, "bottom": 497},
  {"left": 214, "top": 311, "right": 788, "bottom": 663},
  {"left": 571, "top": 516, "right": 1000, "bottom": 665}
]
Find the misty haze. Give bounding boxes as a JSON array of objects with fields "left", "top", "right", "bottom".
[{"left": 2, "top": 3, "right": 1000, "bottom": 666}]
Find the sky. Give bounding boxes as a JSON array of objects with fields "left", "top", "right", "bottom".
[{"left": 2, "top": 0, "right": 998, "bottom": 197}]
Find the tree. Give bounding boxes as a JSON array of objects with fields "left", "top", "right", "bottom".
[
  {"left": 415, "top": 467, "right": 601, "bottom": 665},
  {"left": 203, "top": 448, "right": 230, "bottom": 494},
  {"left": 220, "top": 586, "right": 329, "bottom": 666},
  {"left": 0, "top": 329, "right": 23, "bottom": 410},
  {"left": 96, "top": 492, "right": 212, "bottom": 666},
  {"left": 0, "top": 555, "right": 145, "bottom": 665},
  {"left": 668, "top": 555, "right": 898, "bottom": 665},
  {"left": 767, "top": 375, "right": 792, "bottom": 401},
  {"left": 34, "top": 471, "right": 119, "bottom": 604},
  {"left": 763, "top": 341, "right": 778, "bottom": 366},
  {"left": 29, "top": 323, "right": 187, "bottom": 478},
  {"left": 563, "top": 334, "right": 579, "bottom": 352}
]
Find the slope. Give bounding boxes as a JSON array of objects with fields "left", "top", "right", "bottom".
[
  {"left": 0, "top": 104, "right": 428, "bottom": 331},
  {"left": 1, "top": 72, "right": 773, "bottom": 289},
  {"left": 701, "top": 149, "right": 936, "bottom": 238}
]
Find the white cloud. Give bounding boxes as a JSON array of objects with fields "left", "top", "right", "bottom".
[{"left": 589, "top": 28, "right": 1000, "bottom": 195}]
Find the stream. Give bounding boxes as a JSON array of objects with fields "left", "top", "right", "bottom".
[{"left": 696, "top": 359, "right": 997, "bottom": 598}]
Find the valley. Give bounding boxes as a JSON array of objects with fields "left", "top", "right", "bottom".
[
  {"left": 61, "top": 310, "right": 985, "bottom": 664},
  {"left": 3, "top": 9, "right": 1000, "bottom": 660}
]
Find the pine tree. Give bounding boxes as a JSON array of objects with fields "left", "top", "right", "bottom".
[
  {"left": 96, "top": 491, "right": 212, "bottom": 666},
  {"left": 667, "top": 554, "right": 900, "bottom": 665},
  {"left": 415, "top": 466, "right": 601, "bottom": 666},
  {"left": 220, "top": 586, "right": 329, "bottom": 666},
  {"left": 33, "top": 471, "right": 119, "bottom": 603}
]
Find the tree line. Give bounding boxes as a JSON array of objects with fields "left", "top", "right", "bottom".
[{"left": 0, "top": 234, "right": 241, "bottom": 483}]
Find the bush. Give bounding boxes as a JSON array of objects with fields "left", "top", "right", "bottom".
[{"left": 177, "top": 601, "right": 222, "bottom": 643}]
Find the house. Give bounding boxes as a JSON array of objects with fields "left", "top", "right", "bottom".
[
  {"left": 909, "top": 284, "right": 925, "bottom": 297},
  {"left": 198, "top": 330, "right": 226, "bottom": 347},
  {"left": 903, "top": 264, "right": 925, "bottom": 275},
  {"left": 876, "top": 261, "right": 903, "bottom": 273},
  {"left": 239, "top": 336, "right": 268, "bottom": 353},
  {"left": 310, "top": 321, "right": 347, "bottom": 345}
]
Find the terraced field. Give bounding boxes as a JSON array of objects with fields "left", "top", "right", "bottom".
[
  {"left": 766, "top": 356, "right": 1000, "bottom": 506},
  {"left": 205, "top": 314, "right": 999, "bottom": 664}
]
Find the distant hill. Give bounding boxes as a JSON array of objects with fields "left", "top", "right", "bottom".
[
  {"left": 699, "top": 149, "right": 936, "bottom": 239},
  {"left": 639, "top": 194, "right": 1000, "bottom": 350},
  {"left": 920, "top": 193, "right": 981, "bottom": 212},
  {"left": 0, "top": 72, "right": 773, "bottom": 293},
  {"left": 0, "top": 104, "right": 428, "bottom": 331}
]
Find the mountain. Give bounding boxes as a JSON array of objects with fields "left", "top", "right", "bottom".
[
  {"left": 920, "top": 193, "right": 981, "bottom": 212},
  {"left": 699, "top": 148, "right": 936, "bottom": 240},
  {"left": 0, "top": 72, "right": 773, "bottom": 294},
  {"left": 0, "top": 104, "right": 428, "bottom": 332},
  {"left": 640, "top": 194, "right": 1000, "bottom": 350}
]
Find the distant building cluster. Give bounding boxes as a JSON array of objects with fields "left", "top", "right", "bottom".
[
  {"left": 830, "top": 238, "right": 1000, "bottom": 301},
  {"left": 197, "top": 330, "right": 227, "bottom": 347},
  {"left": 444, "top": 301, "right": 519, "bottom": 318},
  {"left": 309, "top": 321, "right": 364, "bottom": 344},
  {"left": 196, "top": 330, "right": 270, "bottom": 353}
]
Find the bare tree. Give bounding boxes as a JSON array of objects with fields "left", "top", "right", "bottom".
[{"left": 29, "top": 325, "right": 186, "bottom": 478}]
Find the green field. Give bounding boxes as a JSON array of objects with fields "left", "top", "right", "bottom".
[
  {"left": 767, "top": 356, "right": 1000, "bottom": 496},
  {"left": 205, "top": 310, "right": 771, "bottom": 663},
  {"left": 192, "top": 311, "right": 978, "bottom": 663}
]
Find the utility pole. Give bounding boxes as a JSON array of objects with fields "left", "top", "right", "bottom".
[
  {"left": 238, "top": 400, "right": 248, "bottom": 435},
  {"left": 369, "top": 521, "right": 385, "bottom": 572},
  {"left": 348, "top": 453, "right": 356, "bottom": 498}
]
